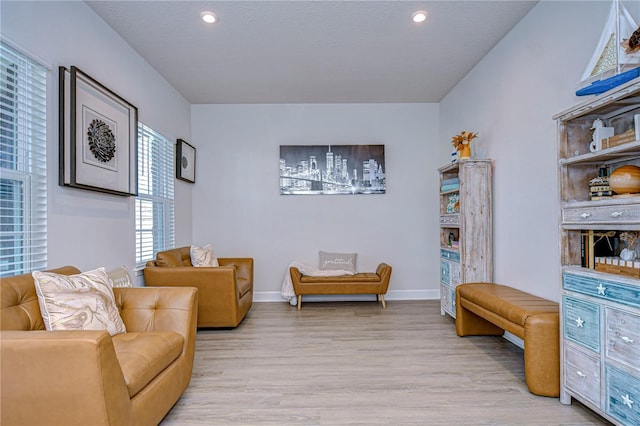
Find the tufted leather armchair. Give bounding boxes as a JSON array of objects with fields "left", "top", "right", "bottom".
[
  {"left": 0, "top": 266, "right": 198, "bottom": 426},
  {"left": 144, "top": 246, "right": 253, "bottom": 328}
]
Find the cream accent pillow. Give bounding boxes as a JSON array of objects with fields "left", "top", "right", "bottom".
[
  {"left": 33, "top": 267, "right": 126, "bottom": 336},
  {"left": 319, "top": 251, "right": 357, "bottom": 274},
  {"left": 106, "top": 266, "right": 133, "bottom": 288},
  {"left": 190, "top": 244, "right": 219, "bottom": 267}
]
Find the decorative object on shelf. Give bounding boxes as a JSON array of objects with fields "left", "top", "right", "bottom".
[
  {"left": 59, "top": 66, "right": 138, "bottom": 196},
  {"left": 440, "top": 177, "right": 460, "bottom": 192},
  {"left": 446, "top": 192, "right": 459, "bottom": 214},
  {"left": 609, "top": 164, "right": 640, "bottom": 195},
  {"left": 589, "top": 119, "right": 614, "bottom": 152},
  {"left": 589, "top": 167, "right": 612, "bottom": 200},
  {"left": 176, "top": 139, "right": 196, "bottom": 183},
  {"left": 621, "top": 24, "right": 640, "bottom": 53},
  {"left": 620, "top": 231, "right": 639, "bottom": 261},
  {"left": 582, "top": 230, "right": 620, "bottom": 269},
  {"left": 451, "top": 131, "right": 478, "bottom": 160},
  {"left": 594, "top": 257, "right": 640, "bottom": 277},
  {"left": 601, "top": 128, "right": 636, "bottom": 149},
  {"left": 576, "top": 0, "right": 640, "bottom": 96}
]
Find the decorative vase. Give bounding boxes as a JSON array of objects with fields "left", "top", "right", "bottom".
[
  {"left": 458, "top": 145, "right": 471, "bottom": 160},
  {"left": 609, "top": 164, "right": 640, "bottom": 195},
  {"left": 620, "top": 248, "right": 637, "bottom": 261}
]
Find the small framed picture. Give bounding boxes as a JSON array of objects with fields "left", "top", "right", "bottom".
[{"left": 176, "top": 139, "right": 196, "bottom": 183}]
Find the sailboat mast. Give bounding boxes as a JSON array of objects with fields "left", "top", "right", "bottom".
[{"left": 615, "top": 0, "right": 621, "bottom": 75}]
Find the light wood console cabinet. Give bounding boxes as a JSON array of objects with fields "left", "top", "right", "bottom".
[
  {"left": 554, "top": 79, "right": 640, "bottom": 426},
  {"left": 438, "top": 159, "right": 493, "bottom": 318}
]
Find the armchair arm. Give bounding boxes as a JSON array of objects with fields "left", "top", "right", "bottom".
[
  {"left": 376, "top": 263, "right": 392, "bottom": 280},
  {"left": 218, "top": 258, "right": 254, "bottom": 288},
  {"left": 0, "top": 330, "right": 131, "bottom": 426},
  {"left": 114, "top": 286, "right": 198, "bottom": 355},
  {"left": 289, "top": 267, "right": 303, "bottom": 293}
]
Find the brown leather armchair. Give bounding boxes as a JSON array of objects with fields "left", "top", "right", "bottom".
[
  {"left": 1, "top": 266, "right": 198, "bottom": 426},
  {"left": 144, "top": 246, "right": 253, "bottom": 328}
]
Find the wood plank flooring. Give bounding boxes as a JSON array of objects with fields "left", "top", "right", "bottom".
[{"left": 161, "top": 300, "right": 609, "bottom": 425}]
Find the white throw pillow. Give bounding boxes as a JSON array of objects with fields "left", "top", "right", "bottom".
[
  {"left": 32, "top": 267, "right": 126, "bottom": 336},
  {"left": 106, "top": 266, "right": 133, "bottom": 288},
  {"left": 319, "top": 251, "right": 357, "bottom": 274},
  {"left": 190, "top": 244, "right": 219, "bottom": 267}
]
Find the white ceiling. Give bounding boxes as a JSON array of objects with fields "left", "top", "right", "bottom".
[{"left": 86, "top": 1, "right": 537, "bottom": 104}]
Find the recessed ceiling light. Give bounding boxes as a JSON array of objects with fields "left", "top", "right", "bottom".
[
  {"left": 411, "top": 11, "right": 427, "bottom": 23},
  {"left": 201, "top": 11, "right": 217, "bottom": 24}
]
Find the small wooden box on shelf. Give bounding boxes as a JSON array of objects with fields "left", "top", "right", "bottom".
[
  {"left": 554, "top": 78, "right": 640, "bottom": 426},
  {"left": 438, "top": 159, "right": 492, "bottom": 319}
]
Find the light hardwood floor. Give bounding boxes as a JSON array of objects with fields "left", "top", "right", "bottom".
[{"left": 161, "top": 300, "right": 609, "bottom": 425}]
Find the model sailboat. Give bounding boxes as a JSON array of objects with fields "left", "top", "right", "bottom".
[{"left": 576, "top": 0, "right": 640, "bottom": 96}]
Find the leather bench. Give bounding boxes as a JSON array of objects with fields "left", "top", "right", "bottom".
[
  {"left": 455, "top": 283, "right": 560, "bottom": 397},
  {"left": 289, "top": 263, "right": 392, "bottom": 310}
]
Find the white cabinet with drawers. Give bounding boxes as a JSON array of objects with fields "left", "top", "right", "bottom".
[
  {"left": 438, "top": 160, "right": 492, "bottom": 318},
  {"left": 555, "top": 79, "right": 640, "bottom": 426}
]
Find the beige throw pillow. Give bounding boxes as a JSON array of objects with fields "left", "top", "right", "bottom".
[
  {"left": 190, "top": 244, "right": 219, "bottom": 267},
  {"left": 319, "top": 251, "right": 357, "bottom": 274},
  {"left": 33, "top": 267, "right": 126, "bottom": 336}
]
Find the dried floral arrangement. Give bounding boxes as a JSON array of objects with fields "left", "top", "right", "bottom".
[
  {"left": 451, "top": 131, "right": 478, "bottom": 151},
  {"left": 620, "top": 231, "right": 639, "bottom": 249}
]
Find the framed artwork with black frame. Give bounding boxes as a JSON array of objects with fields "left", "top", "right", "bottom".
[
  {"left": 176, "top": 139, "right": 196, "bottom": 183},
  {"left": 59, "top": 66, "right": 138, "bottom": 196},
  {"left": 279, "top": 144, "right": 385, "bottom": 195}
]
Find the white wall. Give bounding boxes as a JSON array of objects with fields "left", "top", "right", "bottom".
[
  {"left": 1, "top": 1, "right": 192, "bottom": 276},
  {"left": 440, "top": 1, "right": 639, "bottom": 301},
  {"left": 191, "top": 104, "right": 440, "bottom": 301}
]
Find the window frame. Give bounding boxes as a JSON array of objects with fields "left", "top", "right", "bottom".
[
  {"left": 0, "top": 41, "right": 48, "bottom": 277},
  {"left": 135, "top": 123, "right": 175, "bottom": 269}
]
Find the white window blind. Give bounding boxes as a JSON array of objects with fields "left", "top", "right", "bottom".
[
  {"left": 135, "top": 123, "right": 175, "bottom": 267},
  {"left": 0, "top": 42, "right": 47, "bottom": 277}
]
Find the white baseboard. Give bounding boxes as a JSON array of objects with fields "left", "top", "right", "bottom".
[
  {"left": 503, "top": 331, "right": 524, "bottom": 349},
  {"left": 253, "top": 289, "right": 440, "bottom": 303}
]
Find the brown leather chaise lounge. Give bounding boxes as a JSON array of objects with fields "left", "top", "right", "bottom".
[
  {"left": 0, "top": 266, "right": 198, "bottom": 426},
  {"left": 144, "top": 246, "right": 253, "bottom": 328}
]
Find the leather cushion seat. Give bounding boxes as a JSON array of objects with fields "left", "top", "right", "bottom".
[
  {"left": 299, "top": 272, "right": 380, "bottom": 283},
  {"left": 112, "top": 331, "right": 184, "bottom": 397},
  {"left": 458, "top": 283, "right": 559, "bottom": 331}
]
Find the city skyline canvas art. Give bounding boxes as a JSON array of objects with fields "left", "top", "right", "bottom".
[{"left": 279, "top": 144, "right": 385, "bottom": 195}]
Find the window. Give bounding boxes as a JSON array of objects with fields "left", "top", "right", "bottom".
[
  {"left": 0, "top": 42, "right": 47, "bottom": 277},
  {"left": 135, "top": 123, "right": 174, "bottom": 267}
]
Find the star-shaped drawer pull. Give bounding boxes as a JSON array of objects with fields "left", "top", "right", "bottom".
[{"left": 621, "top": 393, "right": 634, "bottom": 409}]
